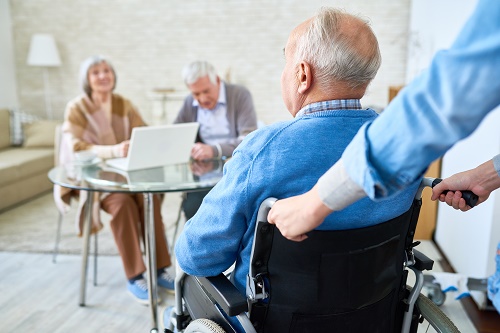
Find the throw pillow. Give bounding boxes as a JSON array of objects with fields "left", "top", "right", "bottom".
[
  {"left": 23, "top": 120, "right": 61, "bottom": 148},
  {"left": 9, "top": 109, "right": 41, "bottom": 146}
]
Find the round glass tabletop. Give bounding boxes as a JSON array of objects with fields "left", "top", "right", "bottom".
[{"left": 48, "top": 159, "right": 225, "bottom": 193}]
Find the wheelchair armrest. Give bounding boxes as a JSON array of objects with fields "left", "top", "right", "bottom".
[
  {"left": 196, "top": 274, "right": 249, "bottom": 317},
  {"left": 413, "top": 249, "right": 434, "bottom": 271}
]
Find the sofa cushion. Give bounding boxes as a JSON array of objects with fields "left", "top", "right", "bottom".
[
  {"left": 0, "top": 148, "right": 54, "bottom": 187},
  {"left": 0, "top": 109, "right": 10, "bottom": 150},
  {"left": 23, "top": 120, "right": 61, "bottom": 148}
]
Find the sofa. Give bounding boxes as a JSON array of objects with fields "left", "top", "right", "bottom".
[{"left": 0, "top": 108, "right": 60, "bottom": 212}]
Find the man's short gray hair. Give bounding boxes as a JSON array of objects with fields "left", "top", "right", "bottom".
[
  {"left": 79, "top": 55, "right": 117, "bottom": 97},
  {"left": 295, "top": 7, "right": 381, "bottom": 90},
  {"left": 182, "top": 61, "right": 218, "bottom": 86}
]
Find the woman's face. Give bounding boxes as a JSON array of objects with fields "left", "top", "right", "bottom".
[{"left": 88, "top": 62, "right": 115, "bottom": 94}]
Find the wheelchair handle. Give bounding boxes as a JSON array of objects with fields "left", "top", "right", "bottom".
[
  {"left": 430, "top": 178, "right": 478, "bottom": 208},
  {"left": 257, "top": 197, "right": 278, "bottom": 223},
  {"left": 248, "top": 197, "right": 278, "bottom": 288}
]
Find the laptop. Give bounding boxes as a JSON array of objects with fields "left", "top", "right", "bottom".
[{"left": 105, "top": 122, "right": 199, "bottom": 171}]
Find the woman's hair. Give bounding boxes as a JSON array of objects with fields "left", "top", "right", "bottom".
[
  {"left": 294, "top": 7, "right": 381, "bottom": 90},
  {"left": 182, "top": 61, "right": 218, "bottom": 86},
  {"left": 79, "top": 55, "right": 117, "bottom": 96}
]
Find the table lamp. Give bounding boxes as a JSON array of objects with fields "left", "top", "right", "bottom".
[{"left": 27, "top": 33, "right": 61, "bottom": 119}]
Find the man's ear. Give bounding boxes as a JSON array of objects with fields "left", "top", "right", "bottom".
[{"left": 297, "top": 61, "right": 312, "bottom": 94}]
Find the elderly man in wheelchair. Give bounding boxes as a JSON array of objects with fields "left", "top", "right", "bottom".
[{"left": 164, "top": 7, "right": 462, "bottom": 333}]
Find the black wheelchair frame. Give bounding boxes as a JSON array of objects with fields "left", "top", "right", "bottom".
[{"left": 165, "top": 178, "right": 463, "bottom": 333}]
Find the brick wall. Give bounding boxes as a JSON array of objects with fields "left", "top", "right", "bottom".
[{"left": 10, "top": 0, "right": 410, "bottom": 124}]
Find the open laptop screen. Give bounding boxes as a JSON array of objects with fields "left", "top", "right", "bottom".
[{"left": 106, "top": 122, "right": 199, "bottom": 171}]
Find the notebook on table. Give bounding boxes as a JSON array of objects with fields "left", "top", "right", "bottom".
[{"left": 105, "top": 122, "right": 199, "bottom": 171}]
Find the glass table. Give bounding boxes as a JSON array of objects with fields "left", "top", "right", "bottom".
[{"left": 48, "top": 159, "right": 224, "bottom": 332}]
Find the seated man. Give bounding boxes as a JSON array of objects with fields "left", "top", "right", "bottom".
[
  {"left": 174, "top": 60, "right": 258, "bottom": 220},
  {"left": 173, "top": 7, "right": 420, "bottom": 329}
]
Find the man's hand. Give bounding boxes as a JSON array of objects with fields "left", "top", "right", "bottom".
[
  {"left": 190, "top": 159, "right": 215, "bottom": 176},
  {"left": 267, "top": 185, "right": 333, "bottom": 242},
  {"left": 191, "top": 143, "right": 215, "bottom": 160}
]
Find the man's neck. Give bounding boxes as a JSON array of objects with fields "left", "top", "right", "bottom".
[{"left": 310, "top": 81, "right": 367, "bottom": 103}]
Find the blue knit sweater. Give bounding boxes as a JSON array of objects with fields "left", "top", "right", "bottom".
[{"left": 175, "top": 104, "right": 419, "bottom": 295}]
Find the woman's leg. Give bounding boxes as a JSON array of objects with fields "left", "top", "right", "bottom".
[{"left": 100, "top": 193, "right": 146, "bottom": 280}]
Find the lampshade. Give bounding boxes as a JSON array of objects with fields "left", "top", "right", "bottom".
[{"left": 27, "top": 33, "right": 61, "bottom": 67}]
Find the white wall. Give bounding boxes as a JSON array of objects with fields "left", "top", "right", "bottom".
[
  {"left": 7, "top": 0, "right": 411, "bottom": 123},
  {"left": 405, "top": 0, "right": 478, "bottom": 82},
  {"left": 0, "top": 0, "right": 19, "bottom": 109},
  {"left": 436, "top": 109, "right": 500, "bottom": 279}
]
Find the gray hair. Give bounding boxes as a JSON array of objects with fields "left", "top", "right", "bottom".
[
  {"left": 295, "top": 7, "right": 381, "bottom": 90},
  {"left": 79, "top": 55, "right": 117, "bottom": 96},
  {"left": 182, "top": 61, "right": 218, "bottom": 86}
]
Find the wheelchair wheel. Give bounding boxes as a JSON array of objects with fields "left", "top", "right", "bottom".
[
  {"left": 416, "top": 293, "right": 460, "bottom": 333},
  {"left": 426, "top": 283, "right": 446, "bottom": 307},
  {"left": 184, "top": 318, "right": 226, "bottom": 333}
]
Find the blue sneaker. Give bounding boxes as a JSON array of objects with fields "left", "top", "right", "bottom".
[
  {"left": 163, "top": 306, "right": 178, "bottom": 332},
  {"left": 158, "top": 270, "right": 175, "bottom": 294},
  {"left": 127, "top": 278, "right": 150, "bottom": 305}
]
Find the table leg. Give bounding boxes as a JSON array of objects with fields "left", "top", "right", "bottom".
[
  {"left": 144, "top": 193, "right": 158, "bottom": 330},
  {"left": 79, "top": 190, "right": 94, "bottom": 306}
]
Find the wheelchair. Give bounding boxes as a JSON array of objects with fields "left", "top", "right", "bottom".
[{"left": 165, "top": 178, "right": 465, "bottom": 333}]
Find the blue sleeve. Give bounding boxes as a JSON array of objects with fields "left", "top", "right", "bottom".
[
  {"left": 342, "top": 0, "right": 500, "bottom": 199},
  {"left": 174, "top": 153, "right": 252, "bottom": 277}
]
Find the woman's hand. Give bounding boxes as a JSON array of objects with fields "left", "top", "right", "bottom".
[
  {"left": 431, "top": 159, "right": 500, "bottom": 211},
  {"left": 120, "top": 140, "right": 130, "bottom": 157},
  {"left": 109, "top": 140, "right": 130, "bottom": 158}
]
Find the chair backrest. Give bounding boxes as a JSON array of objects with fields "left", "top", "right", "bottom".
[
  {"left": 248, "top": 199, "right": 422, "bottom": 333},
  {"left": 52, "top": 123, "right": 75, "bottom": 215},
  {"left": 54, "top": 123, "right": 63, "bottom": 167}
]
